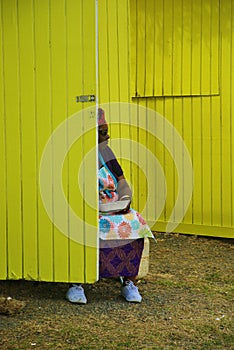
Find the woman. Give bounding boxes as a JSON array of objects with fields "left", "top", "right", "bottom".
[{"left": 66, "top": 108, "right": 153, "bottom": 303}]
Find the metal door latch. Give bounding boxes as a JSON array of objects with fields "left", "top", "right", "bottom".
[{"left": 76, "top": 95, "right": 95, "bottom": 103}]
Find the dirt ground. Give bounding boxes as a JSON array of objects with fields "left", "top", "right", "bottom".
[{"left": 0, "top": 232, "right": 233, "bottom": 350}]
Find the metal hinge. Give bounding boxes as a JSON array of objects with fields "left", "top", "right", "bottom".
[{"left": 76, "top": 95, "right": 95, "bottom": 103}]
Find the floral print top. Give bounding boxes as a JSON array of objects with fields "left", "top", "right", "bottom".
[{"left": 99, "top": 164, "right": 153, "bottom": 241}]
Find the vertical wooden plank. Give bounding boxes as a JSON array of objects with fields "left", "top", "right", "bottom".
[
  {"left": 192, "top": 98, "right": 202, "bottom": 224},
  {"left": 35, "top": 0, "right": 53, "bottom": 281},
  {"left": 191, "top": 0, "right": 201, "bottom": 95},
  {"left": 98, "top": 0, "right": 110, "bottom": 103},
  {"left": 182, "top": 97, "right": 193, "bottom": 223},
  {"left": 66, "top": 136, "right": 86, "bottom": 282},
  {"left": 2, "top": 0, "right": 22, "bottom": 279},
  {"left": 173, "top": 97, "right": 183, "bottom": 223},
  {"left": 117, "top": 0, "right": 130, "bottom": 102},
  {"left": 181, "top": 0, "right": 192, "bottom": 95},
  {"left": 144, "top": 0, "right": 155, "bottom": 96},
  {"left": 201, "top": 0, "right": 211, "bottom": 94},
  {"left": 117, "top": 1, "right": 131, "bottom": 180},
  {"left": 135, "top": 0, "right": 145, "bottom": 97},
  {"left": 172, "top": 0, "right": 182, "bottom": 95},
  {"left": 138, "top": 108, "right": 147, "bottom": 214},
  {"left": 50, "top": 0, "right": 69, "bottom": 282},
  {"left": 82, "top": 0, "right": 98, "bottom": 283},
  {"left": 220, "top": 0, "right": 232, "bottom": 227},
  {"left": 210, "top": 0, "right": 220, "bottom": 94},
  {"left": 155, "top": 97, "right": 166, "bottom": 223},
  {"left": 107, "top": 0, "right": 119, "bottom": 102},
  {"left": 66, "top": 0, "right": 84, "bottom": 116},
  {"left": 211, "top": 96, "right": 221, "bottom": 226},
  {"left": 0, "top": 0, "right": 7, "bottom": 279},
  {"left": 145, "top": 98, "right": 157, "bottom": 223},
  {"left": 163, "top": 0, "right": 173, "bottom": 95},
  {"left": 201, "top": 97, "right": 212, "bottom": 225},
  {"left": 154, "top": 0, "right": 163, "bottom": 96},
  {"left": 138, "top": 99, "right": 148, "bottom": 214},
  {"left": 231, "top": 0, "right": 234, "bottom": 227},
  {"left": 83, "top": 112, "right": 98, "bottom": 283},
  {"left": 163, "top": 98, "right": 174, "bottom": 222},
  {"left": 66, "top": 0, "right": 85, "bottom": 283},
  {"left": 130, "top": 102, "right": 140, "bottom": 210},
  {"left": 106, "top": 0, "right": 120, "bottom": 153},
  {"left": 18, "top": 0, "right": 38, "bottom": 280},
  {"left": 82, "top": 0, "right": 96, "bottom": 100},
  {"left": 129, "top": 0, "right": 137, "bottom": 98}
]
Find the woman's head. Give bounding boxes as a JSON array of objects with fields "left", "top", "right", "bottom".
[
  {"left": 98, "top": 108, "right": 107, "bottom": 127},
  {"left": 98, "top": 108, "right": 110, "bottom": 145}
]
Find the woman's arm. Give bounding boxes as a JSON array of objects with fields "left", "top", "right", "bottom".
[
  {"left": 117, "top": 175, "right": 132, "bottom": 212},
  {"left": 117, "top": 175, "right": 132, "bottom": 200}
]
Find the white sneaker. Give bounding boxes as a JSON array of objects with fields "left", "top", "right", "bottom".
[
  {"left": 121, "top": 280, "right": 142, "bottom": 303},
  {"left": 66, "top": 284, "right": 87, "bottom": 304}
]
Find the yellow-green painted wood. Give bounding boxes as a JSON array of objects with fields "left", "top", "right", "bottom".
[
  {"left": 220, "top": 0, "right": 232, "bottom": 229},
  {"left": 0, "top": 0, "right": 7, "bottom": 279},
  {"left": 1, "top": 0, "right": 233, "bottom": 282},
  {"left": 50, "top": 0, "right": 69, "bottom": 282},
  {"left": 0, "top": 0, "right": 98, "bottom": 282},
  {"left": 1, "top": 0, "right": 23, "bottom": 279},
  {"left": 134, "top": 0, "right": 232, "bottom": 238},
  {"left": 34, "top": 0, "right": 53, "bottom": 281},
  {"left": 98, "top": 0, "right": 233, "bottom": 238},
  {"left": 131, "top": 0, "right": 220, "bottom": 97},
  {"left": 82, "top": 0, "right": 97, "bottom": 283},
  {"left": 66, "top": 0, "right": 85, "bottom": 283},
  {"left": 18, "top": 0, "right": 38, "bottom": 280}
]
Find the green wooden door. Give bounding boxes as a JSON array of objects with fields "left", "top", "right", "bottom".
[{"left": 0, "top": 0, "right": 98, "bottom": 283}]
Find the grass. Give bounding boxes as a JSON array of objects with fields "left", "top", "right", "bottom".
[{"left": 0, "top": 233, "right": 233, "bottom": 349}]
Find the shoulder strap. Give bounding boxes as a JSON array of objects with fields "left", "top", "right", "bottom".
[{"left": 98, "top": 151, "right": 118, "bottom": 187}]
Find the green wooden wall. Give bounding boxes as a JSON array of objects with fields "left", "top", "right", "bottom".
[
  {"left": 0, "top": 0, "right": 98, "bottom": 282},
  {"left": 0, "top": 0, "right": 233, "bottom": 283},
  {"left": 98, "top": 0, "right": 234, "bottom": 239}
]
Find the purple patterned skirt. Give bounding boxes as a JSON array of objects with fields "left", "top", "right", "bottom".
[{"left": 99, "top": 238, "right": 144, "bottom": 278}]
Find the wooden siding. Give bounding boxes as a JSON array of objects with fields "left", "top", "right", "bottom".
[
  {"left": 130, "top": 0, "right": 220, "bottom": 97},
  {"left": 98, "top": 0, "right": 233, "bottom": 238},
  {"left": 0, "top": 0, "right": 98, "bottom": 281},
  {"left": 0, "top": 0, "right": 233, "bottom": 282}
]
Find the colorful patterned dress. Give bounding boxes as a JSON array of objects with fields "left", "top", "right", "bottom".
[{"left": 98, "top": 151, "right": 153, "bottom": 278}]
